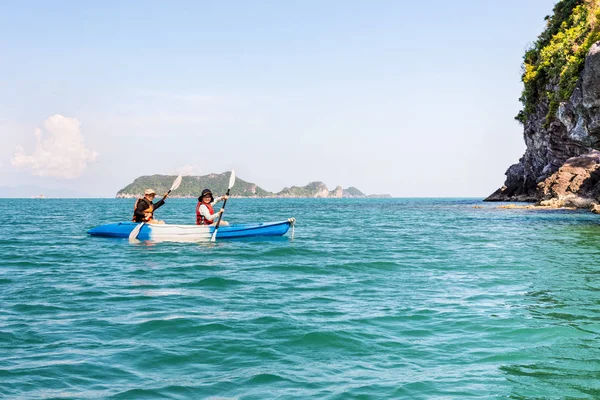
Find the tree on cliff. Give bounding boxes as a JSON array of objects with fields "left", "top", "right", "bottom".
[{"left": 517, "top": 0, "right": 600, "bottom": 125}]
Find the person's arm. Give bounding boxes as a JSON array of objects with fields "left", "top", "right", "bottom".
[
  {"left": 153, "top": 198, "right": 165, "bottom": 211},
  {"left": 200, "top": 204, "right": 220, "bottom": 222},
  {"left": 211, "top": 195, "right": 228, "bottom": 206},
  {"left": 153, "top": 192, "right": 169, "bottom": 211}
]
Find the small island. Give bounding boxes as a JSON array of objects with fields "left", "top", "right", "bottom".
[{"left": 116, "top": 172, "right": 391, "bottom": 199}]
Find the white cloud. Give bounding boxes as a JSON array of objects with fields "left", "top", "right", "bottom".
[
  {"left": 12, "top": 114, "right": 98, "bottom": 179},
  {"left": 174, "top": 164, "right": 202, "bottom": 176}
]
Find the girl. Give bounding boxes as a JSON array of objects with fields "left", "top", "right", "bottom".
[{"left": 196, "top": 188, "right": 229, "bottom": 226}]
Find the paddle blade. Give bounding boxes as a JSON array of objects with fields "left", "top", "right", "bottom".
[
  {"left": 228, "top": 170, "right": 236, "bottom": 189},
  {"left": 129, "top": 222, "right": 144, "bottom": 243},
  {"left": 210, "top": 229, "right": 217, "bottom": 242},
  {"left": 170, "top": 175, "right": 183, "bottom": 192}
]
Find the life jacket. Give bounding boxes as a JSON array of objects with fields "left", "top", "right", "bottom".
[
  {"left": 196, "top": 202, "right": 215, "bottom": 225},
  {"left": 132, "top": 198, "right": 154, "bottom": 222}
]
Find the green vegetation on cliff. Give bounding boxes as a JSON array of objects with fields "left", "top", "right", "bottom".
[
  {"left": 517, "top": 0, "right": 600, "bottom": 125},
  {"left": 116, "top": 173, "right": 379, "bottom": 198},
  {"left": 117, "top": 173, "right": 271, "bottom": 198},
  {"left": 343, "top": 187, "right": 365, "bottom": 197},
  {"left": 277, "top": 182, "right": 330, "bottom": 197}
]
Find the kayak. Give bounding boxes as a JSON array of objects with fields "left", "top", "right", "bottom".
[{"left": 87, "top": 218, "right": 295, "bottom": 242}]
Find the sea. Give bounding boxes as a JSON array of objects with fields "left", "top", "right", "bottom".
[{"left": 1, "top": 198, "right": 599, "bottom": 399}]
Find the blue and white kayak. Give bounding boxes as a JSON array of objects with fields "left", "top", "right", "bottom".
[{"left": 88, "top": 218, "right": 295, "bottom": 242}]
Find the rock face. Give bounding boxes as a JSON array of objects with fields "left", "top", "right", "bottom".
[
  {"left": 487, "top": 42, "right": 600, "bottom": 204},
  {"left": 538, "top": 150, "right": 600, "bottom": 208},
  {"left": 329, "top": 186, "right": 343, "bottom": 198},
  {"left": 277, "top": 181, "right": 330, "bottom": 198}
]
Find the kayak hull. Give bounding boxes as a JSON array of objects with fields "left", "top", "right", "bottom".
[{"left": 87, "top": 219, "right": 294, "bottom": 242}]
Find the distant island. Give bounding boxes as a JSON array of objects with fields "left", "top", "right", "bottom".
[{"left": 116, "top": 172, "right": 391, "bottom": 199}]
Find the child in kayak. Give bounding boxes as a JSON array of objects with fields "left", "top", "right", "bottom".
[
  {"left": 132, "top": 188, "right": 168, "bottom": 224},
  {"left": 196, "top": 188, "right": 229, "bottom": 226}
]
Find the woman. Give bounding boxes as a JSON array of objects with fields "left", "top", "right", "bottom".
[{"left": 196, "top": 188, "right": 229, "bottom": 226}]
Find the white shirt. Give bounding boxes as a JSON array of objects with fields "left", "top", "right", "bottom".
[{"left": 197, "top": 196, "right": 224, "bottom": 223}]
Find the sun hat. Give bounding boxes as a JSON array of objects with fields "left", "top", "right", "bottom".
[
  {"left": 199, "top": 188, "right": 214, "bottom": 203},
  {"left": 144, "top": 189, "right": 157, "bottom": 195}
]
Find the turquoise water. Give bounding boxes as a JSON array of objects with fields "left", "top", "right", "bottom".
[{"left": 1, "top": 198, "right": 600, "bottom": 399}]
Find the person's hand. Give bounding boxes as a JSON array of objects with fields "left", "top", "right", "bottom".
[
  {"left": 222, "top": 195, "right": 228, "bottom": 201},
  {"left": 219, "top": 209, "right": 224, "bottom": 214},
  {"left": 163, "top": 192, "right": 169, "bottom": 198}
]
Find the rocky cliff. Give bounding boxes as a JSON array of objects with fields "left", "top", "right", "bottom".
[{"left": 487, "top": 1, "right": 600, "bottom": 207}]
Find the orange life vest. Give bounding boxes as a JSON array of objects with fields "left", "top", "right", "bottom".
[{"left": 133, "top": 198, "right": 154, "bottom": 222}]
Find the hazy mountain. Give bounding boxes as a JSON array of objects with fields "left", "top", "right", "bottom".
[{"left": 0, "top": 185, "right": 92, "bottom": 198}]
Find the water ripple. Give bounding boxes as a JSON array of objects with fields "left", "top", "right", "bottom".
[{"left": 1, "top": 198, "right": 600, "bottom": 398}]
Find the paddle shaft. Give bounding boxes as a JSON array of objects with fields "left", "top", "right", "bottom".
[
  {"left": 162, "top": 174, "right": 182, "bottom": 200},
  {"left": 155, "top": 177, "right": 180, "bottom": 211},
  {"left": 213, "top": 188, "right": 230, "bottom": 231},
  {"left": 160, "top": 189, "right": 172, "bottom": 202},
  {"left": 162, "top": 180, "right": 179, "bottom": 199}
]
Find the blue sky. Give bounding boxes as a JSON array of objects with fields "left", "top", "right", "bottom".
[{"left": 0, "top": 0, "right": 557, "bottom": 197}]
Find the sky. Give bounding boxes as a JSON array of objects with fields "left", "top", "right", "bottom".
[{"left": 0, "top": 0, "right": 558, "bottom": 197}]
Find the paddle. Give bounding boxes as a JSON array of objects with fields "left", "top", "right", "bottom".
[
  {"left": 210, "top": 170, "right": 236, "bottom": 242},
  {"left": 129, "top": 175, "right": 183, "bottom": 243}
]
